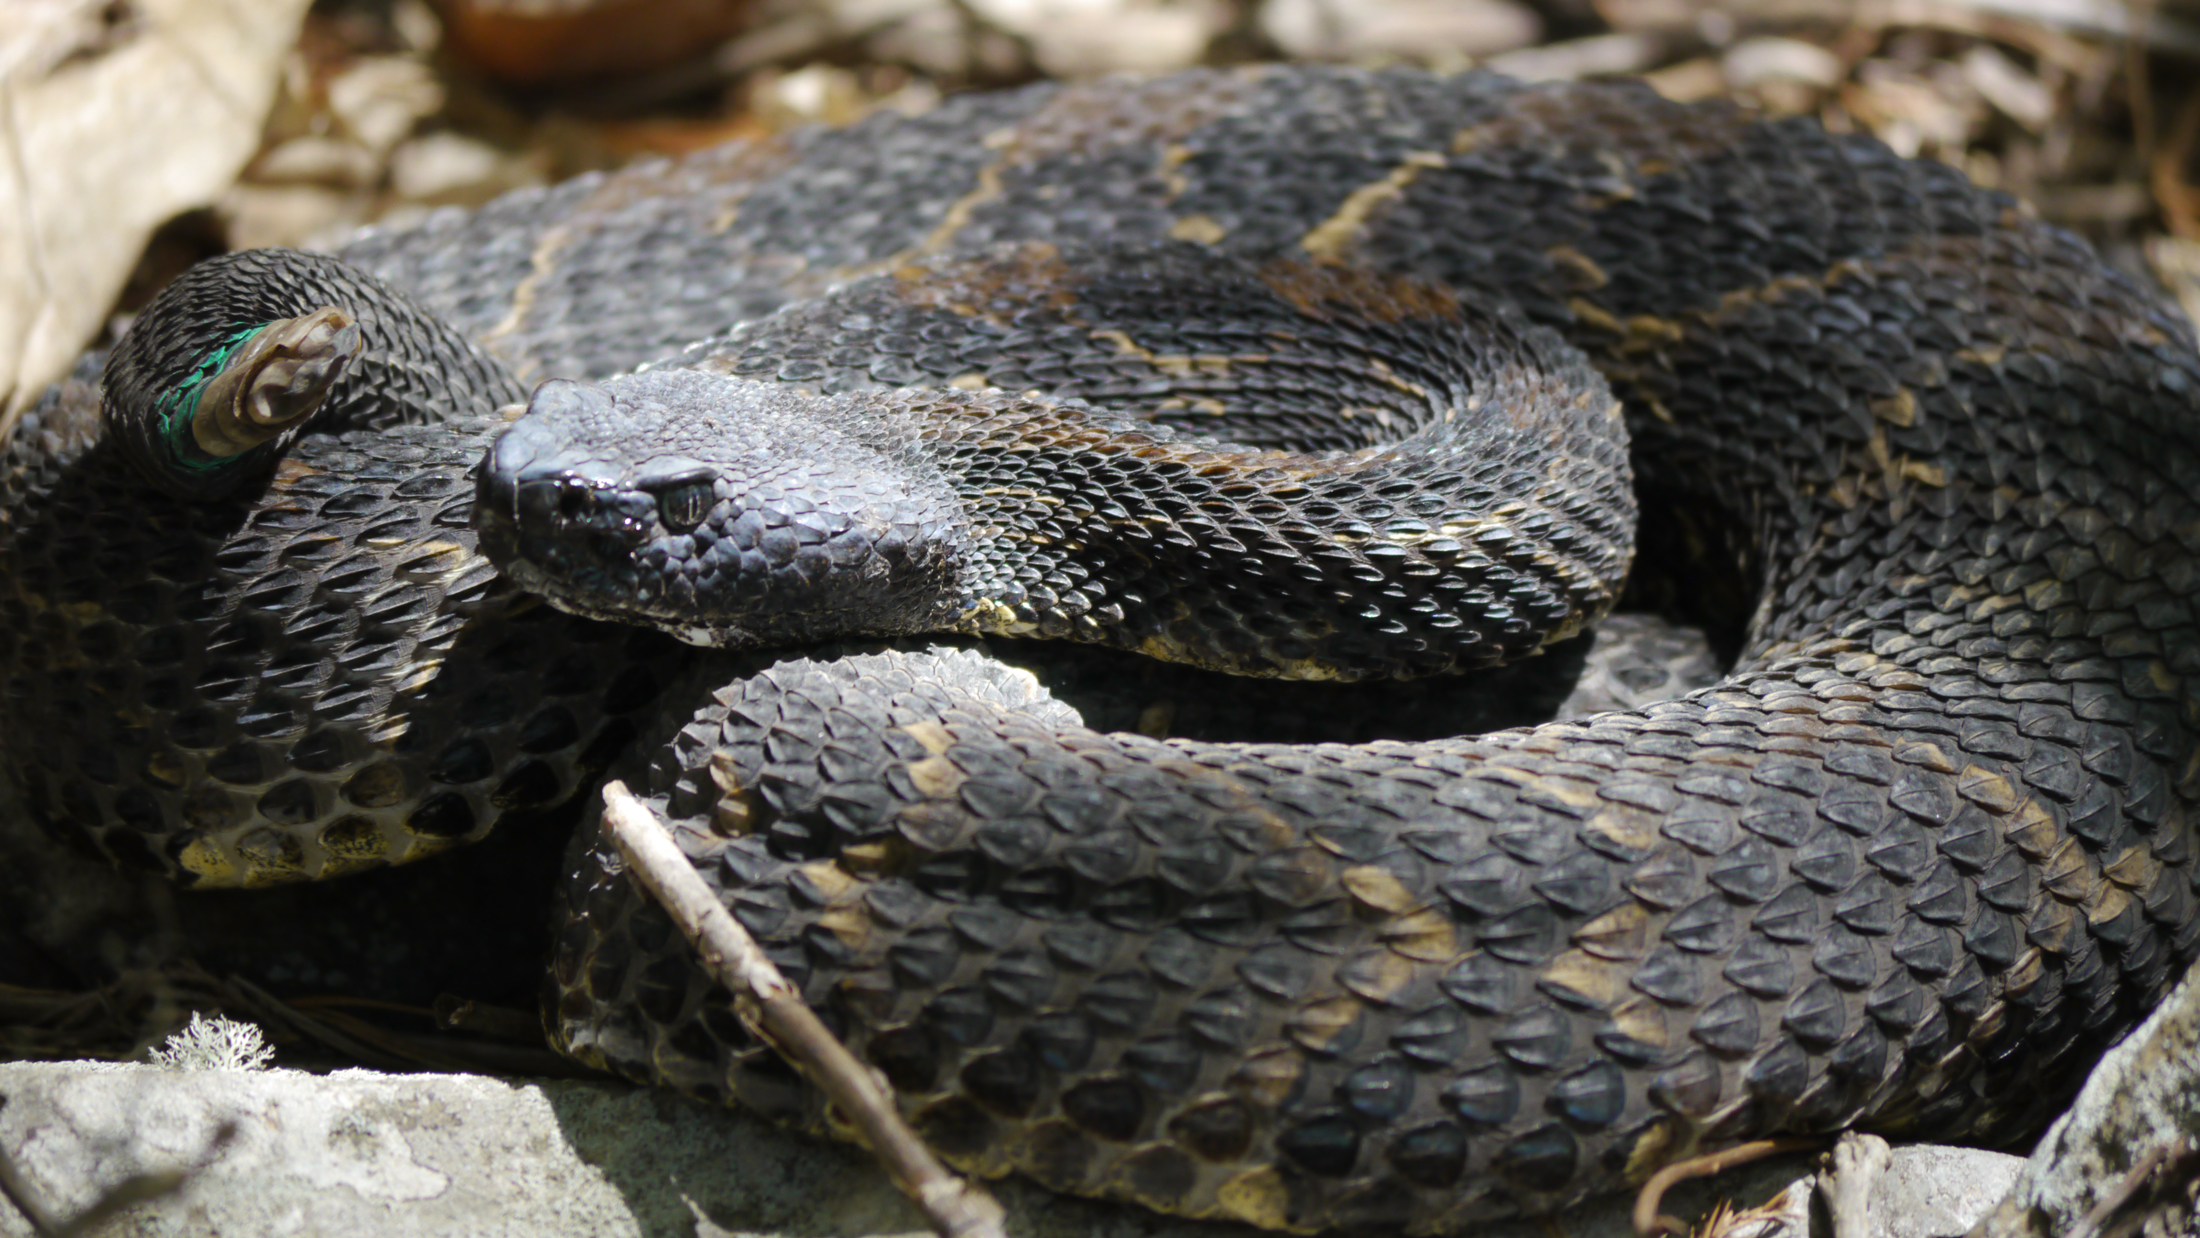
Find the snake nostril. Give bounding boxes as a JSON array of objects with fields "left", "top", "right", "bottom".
[{"left": 516, "top": 477, "right": 562, "bottom": 524}]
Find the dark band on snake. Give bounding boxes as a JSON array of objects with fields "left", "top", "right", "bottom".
[{"left": 4, "top": 65, "right": 2198, "bottom": 1232}]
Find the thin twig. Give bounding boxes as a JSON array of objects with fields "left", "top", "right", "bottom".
[
  {"left": 2067, "top": 1137, "right": 2200, "bottom": 1238},
  {"left": 221, "top": 976, "right": 424, "bottom": 1073},
  {"left": 1633, "top": 1137, "right": 1821, "bottom": 1237},
  {"left": 599, "top": 779, "right": 1007, "bottom": 1238},
  {"left": 2067, "top": 1141, "right": 2170, "bottom": 1238}
]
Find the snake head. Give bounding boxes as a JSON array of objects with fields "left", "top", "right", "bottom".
[{"left": 474, "top": 371, "right": 966, "bottom": 647}]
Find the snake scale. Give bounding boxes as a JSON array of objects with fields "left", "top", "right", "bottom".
[{"left": 6, "top": 65, "right": 2200, "bottom": 1232}]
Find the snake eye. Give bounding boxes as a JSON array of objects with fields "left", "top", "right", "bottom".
[{"left": 654, "top": 478, "right": 715, "bottom": 533}]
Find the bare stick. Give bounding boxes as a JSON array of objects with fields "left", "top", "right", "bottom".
[
  {"left": 599, "top": 780, "right": 1007, "bottom": 1238},
  {"left": 2066, "top": 1136, "right": 2200, "bottom": 1238},
  {"left": 1632, "top": 1137, "right": 1820, "bottom": 1237}
]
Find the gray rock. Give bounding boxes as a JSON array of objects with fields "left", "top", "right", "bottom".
[
  {"left": 1837, "top": 1140, "right": 2025, "bottom": 1238},
  {"left": 1, "top": 1064, "right": 643, "bottom": 1238},
  {"left": 0, "top": 1061, "right": 1834, "bottom": 1238}
]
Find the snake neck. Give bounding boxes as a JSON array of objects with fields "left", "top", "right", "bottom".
[
  {"left": 103, "top": 248, "right": 529, "bottom": 501},
  {"left": 929, "top": 393, "right": 1633, "bottom": 682},
  {"left": 476, "top": 245, "right": 1641, "bottom": 682}
]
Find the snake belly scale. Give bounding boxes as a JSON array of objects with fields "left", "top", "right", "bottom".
[{"left": 4, "top": 66, "right": 2199, "bottom": 1232}]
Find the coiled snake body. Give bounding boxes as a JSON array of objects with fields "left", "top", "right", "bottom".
[{"left": 7, "top": 67, "right": 2200, "bottom": 1231}]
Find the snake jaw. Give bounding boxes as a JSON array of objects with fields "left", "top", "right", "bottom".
[{"left": 186, "top": 308, "right": 361, "bottom": 458}]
